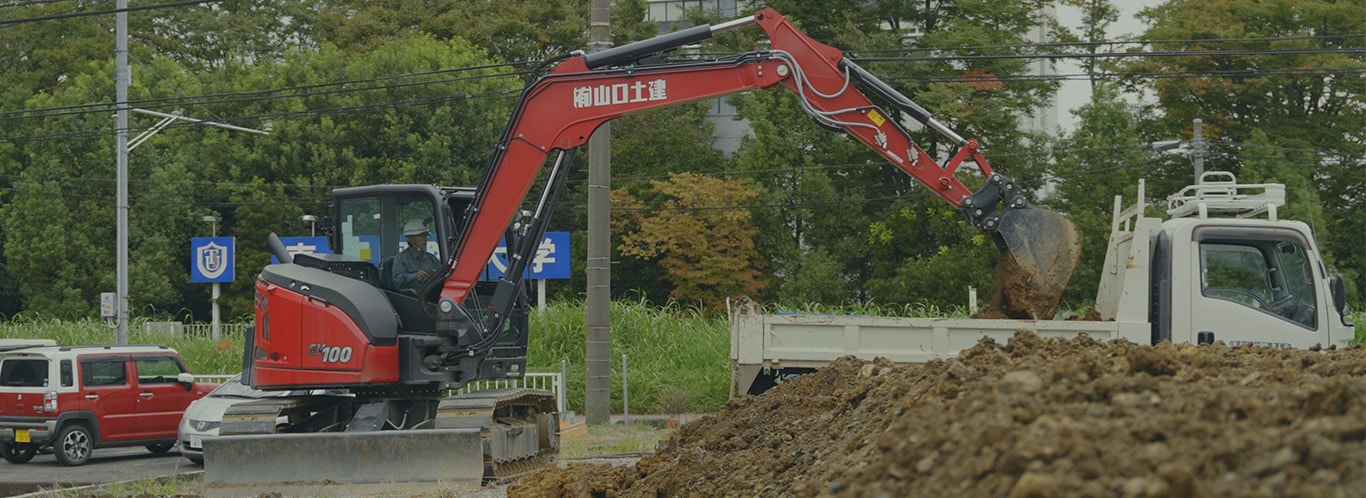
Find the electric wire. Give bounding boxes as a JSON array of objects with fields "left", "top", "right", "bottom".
[{"left": 0, "top": 0, "right": 224, "bottom": 27}]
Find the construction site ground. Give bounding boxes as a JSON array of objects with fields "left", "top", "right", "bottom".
[{"left": 513, "top": 331, "right": 1365, "bottom": 498}]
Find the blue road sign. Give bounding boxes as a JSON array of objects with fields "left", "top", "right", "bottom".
[
  {"left": 270, "top": 236, "right": 333, "bottom": 264},
  {"left": 191, "top": 237, "right": 234, "bottom": 283},
  {"left": 484, "top": 232, "right": 570, "bottom": 280}
]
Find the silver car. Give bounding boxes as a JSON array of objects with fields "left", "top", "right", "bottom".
[{"left": 177, "top": 374, "right": 303, "bottom": 464}]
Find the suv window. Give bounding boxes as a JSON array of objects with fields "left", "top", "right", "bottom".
[
  {"left": 135, "top": 356, "right": 183, "bottom": 384},
  {"left": 81, "top": 359, "right": 128, "bottom": 387},
  {"left": 0, "top": 359, "right": 48, "bottom": 387}
]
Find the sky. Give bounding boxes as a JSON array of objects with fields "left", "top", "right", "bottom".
[{"left": 1053, "top": 0, "right": 1162, "bottom": 132}]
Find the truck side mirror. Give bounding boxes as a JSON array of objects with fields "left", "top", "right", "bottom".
[{"left": 1330, "top": 274, "right": 1350, "bottom": 317}]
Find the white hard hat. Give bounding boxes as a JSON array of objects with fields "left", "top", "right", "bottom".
[{"left": 403, "top": 219, "right": 430, "bottom": 237}]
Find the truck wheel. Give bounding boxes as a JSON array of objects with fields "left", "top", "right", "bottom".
[
  {"left": 0, "top": 441, "right": 37, "bottom": 464},
  {"left": 145, "top": 442, "right": 174, "bottom": 454},
  {"left": 54, "top": 424, "right": 93, "bottom": 466}
]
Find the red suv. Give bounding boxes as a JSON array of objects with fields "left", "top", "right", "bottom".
[{"left": 0, "top": 344, "right": 216, "bottom": 466}]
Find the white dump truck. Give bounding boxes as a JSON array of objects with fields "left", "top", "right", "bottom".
[{"left": 731, "top": 173, "right": 1356, "bottom": 396}]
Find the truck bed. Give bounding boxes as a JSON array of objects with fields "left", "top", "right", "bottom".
[{"left": 729, "top": 301, "right": 1150, "bottom": 396}]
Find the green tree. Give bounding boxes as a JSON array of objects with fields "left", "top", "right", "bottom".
[
  {"left": 1131, "top": 0, "right": 1365, "bottom": 304},
  {"left": 1054, "top": 0, "right": 1124, "bottom": 90},
  {"left": 1047, "top": 83, "right": 1171, "bottom": 307}
]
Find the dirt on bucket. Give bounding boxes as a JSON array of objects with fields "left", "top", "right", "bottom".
[{"left": 512, "top": 332, "right": 1365, "bottom": 498}]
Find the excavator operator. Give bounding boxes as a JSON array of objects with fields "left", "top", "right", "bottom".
[{"left": 392, "top": 218, "right": 441, "bottom": 293}]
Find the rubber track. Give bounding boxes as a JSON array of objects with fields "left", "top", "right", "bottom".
[{"left": 436, "top": 388, "right": 560, "bottom": 483}]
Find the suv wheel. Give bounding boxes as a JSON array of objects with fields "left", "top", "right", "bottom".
[
  {"left": 0, "top": 441, "right": 37, "bottom": 464},
  {"left": 54, "top": 424, "right": 93, "bottom": 466},
  {"left": 145, "top": 442, "right": 174, "bottom": 454}
]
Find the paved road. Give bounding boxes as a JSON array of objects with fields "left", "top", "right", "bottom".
[{"left": 0, "top": 446, "right": 197, "bottom": 496}]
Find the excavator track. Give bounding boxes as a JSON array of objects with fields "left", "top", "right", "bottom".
[{"left": 436, "top": 388, "right": 560, "bottom": 484}]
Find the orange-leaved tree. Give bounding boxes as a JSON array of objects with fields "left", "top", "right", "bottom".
[{"left": 612, "top": 173, "right": 768, "bottom": 307}]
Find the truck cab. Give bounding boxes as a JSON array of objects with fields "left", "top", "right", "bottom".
[{"left": 1098, "top": 173, "right": 1354, "bottom": 349}]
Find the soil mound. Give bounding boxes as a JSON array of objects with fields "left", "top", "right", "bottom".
[{"left": 513, "top": 332, "right": 1365, "bottom": 497}]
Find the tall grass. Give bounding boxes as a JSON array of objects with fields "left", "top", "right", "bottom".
[
  {"left": 0, "top": 317, "right": 245, "bottom": 374},
  {"left": 530, "top": 299, "right": 730, "bottom": 415}
]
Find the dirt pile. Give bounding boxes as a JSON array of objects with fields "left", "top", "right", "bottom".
[{"left": 513, "top": 332, "right": 1365, "bottom": 498}]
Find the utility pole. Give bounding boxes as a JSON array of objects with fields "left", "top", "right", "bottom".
[
  {"left": 115, "top": 0, "right": 130, "bottom": 345},
  {"left": 112, "top": 5, "right": 266, "bottom": 344},
  {"left": 1150, "top": 118, "right": 1211, "bottom": 185},
  {"left": 585, "top": 0, "right": 612, "bottom": 425},
  {"left": 1191, "top": 118, "right": 1205, "bottom": 182}
]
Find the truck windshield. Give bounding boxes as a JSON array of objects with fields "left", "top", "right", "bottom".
[{"left": 1201, "top": 241, "right": 1317, "bottom": 329}]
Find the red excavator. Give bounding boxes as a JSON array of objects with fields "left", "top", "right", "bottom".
[{"left": 204, "top": 8, "right": 1079, "bottom": 487}]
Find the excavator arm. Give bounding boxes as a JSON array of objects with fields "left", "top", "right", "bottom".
[{"left": 435, "top": 9, "right": 1079, "bottom": 352}]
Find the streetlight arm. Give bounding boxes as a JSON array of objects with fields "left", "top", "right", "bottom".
[
  {"left": 131, "top": 108, "right": 270, "bottom": 136},
  {"left": 128, "top": 115, "right": 178, "bottom": 151}
]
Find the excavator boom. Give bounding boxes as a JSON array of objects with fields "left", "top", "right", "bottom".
[{"left": 441, "top": 8, "right": 1078, "bottom": 340}]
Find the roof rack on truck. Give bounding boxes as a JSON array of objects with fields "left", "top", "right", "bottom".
[{"left": 1165, "top": 171, "right": 1286, "bottom": 220}]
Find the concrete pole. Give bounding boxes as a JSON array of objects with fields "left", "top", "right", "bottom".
[
  {"left": 1192, "top": 118, "right": 1205, "bottom": 182},
  {"left": 208, "top": 218, "right": 220, "bottom": 340},
  {"left": 584, "top": 0, "right": 613, "bottom": 425},
  {"left": 115, "top": 0, "right": 130, "bottom": 345},
  {"left": 211, "top": 283, "right": 221, "bottom": 340}
]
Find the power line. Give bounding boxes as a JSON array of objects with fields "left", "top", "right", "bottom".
[
  {"left": 2, "top": 44, "right": 1356, "bottom": 124},
  {"left": 0, "top": 0, "right": 82, "bottom": 9},
  {"left": 0, "top": 63, "right": 532, "bottom": 123},
  {"left": 852, "top": 47, "right": 1366, "bottom": 63},
  {"left": 5, "top": 61, "right": 1361, "bottom": 144},
  {"left": 0, "top": 0, "right": 224, "bottom": 27},
  {"left": 846, "top": 33, "right": 1366, "bottom": 56}
]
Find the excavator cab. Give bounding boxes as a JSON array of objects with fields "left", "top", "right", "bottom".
[{"left": 327, "top": 184, "right": 532, "bottom": 375}]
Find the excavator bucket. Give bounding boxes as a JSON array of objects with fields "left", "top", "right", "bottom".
[{"left": 987, "top": 207, "right": 1081, "bottom": 319}]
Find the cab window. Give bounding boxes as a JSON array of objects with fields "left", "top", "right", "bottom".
[
  {"left": 337, "top": 195, "right": 439, "bottom": 265},
  {"left": 1201, "top": 240, "right": 1317, "bottom": 329}
]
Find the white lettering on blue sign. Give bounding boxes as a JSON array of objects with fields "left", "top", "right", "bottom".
[{"left": 485, "top": 232, "right": 570, "bottom": 280}]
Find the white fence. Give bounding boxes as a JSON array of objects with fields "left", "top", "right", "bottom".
[
  {"left": 192, "top": 374, "right": 237, "bottom": 384},
  {"left": 452, "top": 372, "right": 568, "bottom": 416},
  {"left": 144, "top": 322, "right": 250, "bottom": 338}
]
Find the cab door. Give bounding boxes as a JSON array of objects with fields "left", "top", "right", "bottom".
[
  {"left": 132, "top": 356, "right": 195, "bottom": 439},
  {"left": 1185, "top": 227, "right": 1324, "bottom": 348},
  {"left": 78, "top": 356, "right": 138, "bottom": 442}
]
